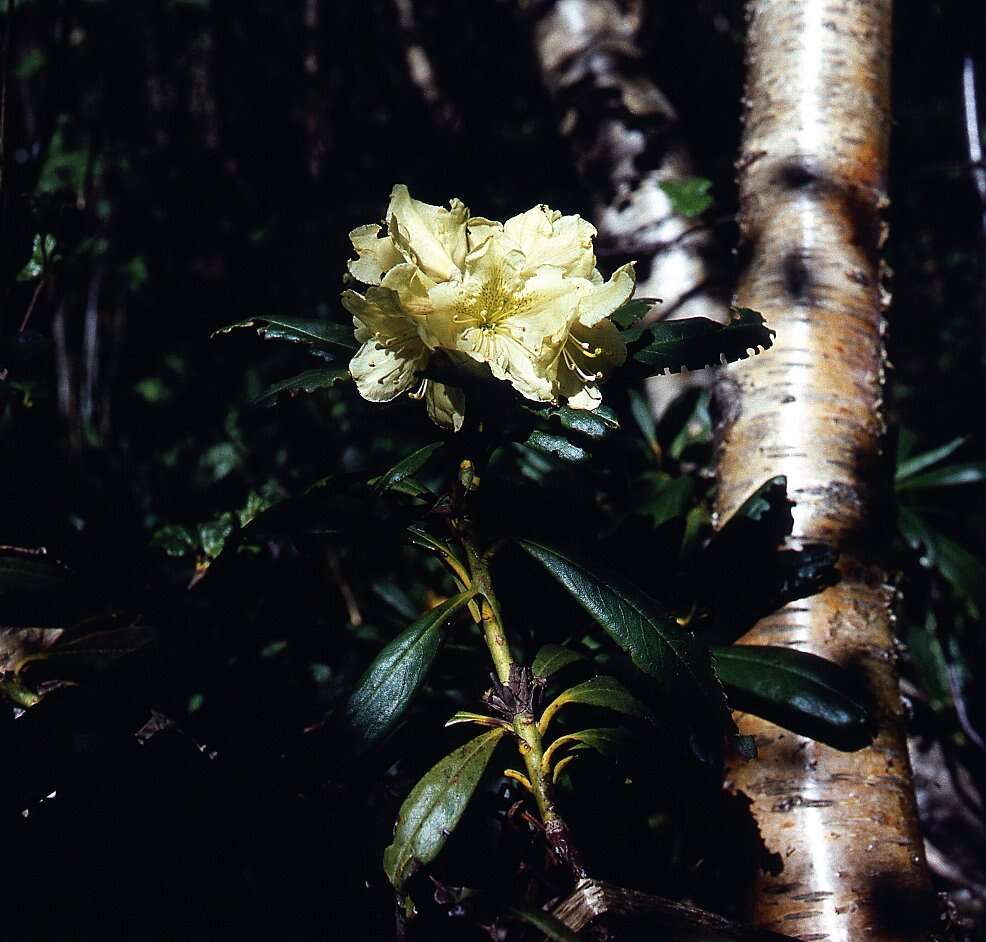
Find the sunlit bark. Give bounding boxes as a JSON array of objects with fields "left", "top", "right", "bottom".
[{"left": 714, "top": 2, "right": 934, "bottom": 939}]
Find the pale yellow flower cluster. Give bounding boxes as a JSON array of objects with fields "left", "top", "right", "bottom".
[{"left": 342, "top": 185, "right": 635, "bottom": 430}]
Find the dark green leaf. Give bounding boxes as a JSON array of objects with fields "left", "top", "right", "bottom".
[
  {"left": 519, "top": 539, "right": 728, "bottom": 763},
  {"left": 521, "top": 430, "right": 591, "bottom": 465},
  {"left": 198, "top": 513, "right": 236, "bottom": 560},
  {"left": 525, "top": 403, "right": 619, "bottom": 442},
  {"left": 341, "top": 593, "right": 474, "bottom": 752},
  {"left": 532, "top": 644, "right": 585, "bottom": 680},
  {"left": 19, "top": 627, "right": 155, "bottom": 676},
  {"left": 371, "top": 442, "right": 445, "bottom": 495},
  {"left": 659, "top": 177, "right": 714, "bottom": 218},
  {"left": 627, "top": 307, "right": 774, "bottom": 376},
  {"left": 895, "top": 436, "right": 967, "bottom": 481},
  {"left": 712, "top": 645, "right": 873, "bottom": 751},
  {"left": 895, "top": 462, "right": 986, "bottom": 492},
  {"left": 632, "top": 472, "right": 694, "bottom": 528},
  {"left": 17, "top": 233, "right": 57, "bottom": 281},
  {"left": 898, "top": 506, "right": 986, "bottom": 616},
  {"left": 668, "top": 389, "right": 712, "bottom": 459},
  {"left": 370, "top": 579, "right": 419, "bottom": 619},
  {"left": 539, "top": 676, "right": 652, "bottom": 732},
  {"left": 213, "top": 315, "right": 357, "bottom": 354},
  {"left": 627, "top": 388, "right": 659, "bottom": 457},
  {"left": 904, "top": 611, "right": 951, "bottom": 711},
  {"left": 702, "top": 476, "right": 792, "bottom": 565},
  {"left": 383, "top": 728, "right": 506, "bottom": 890},
  {"left": 252, "top": 368, "right": 350, "bottom": 407},
  {"left": 0, "top": 552, "right": 74, "bottom": 595},
  {"left": 610, "top": 298, "right": 657, "bottom": 330}
]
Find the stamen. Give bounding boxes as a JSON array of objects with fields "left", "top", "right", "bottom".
[{"left": 375, "top": 362, "right": 404, "bottom": 384}]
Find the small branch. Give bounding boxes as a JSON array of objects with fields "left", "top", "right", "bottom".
[
  {"left": 963, "top": 56, "right": 986, "bottom": 239},
  {"left": 327, "top": 549, "right": 362, "bottom": 626}
]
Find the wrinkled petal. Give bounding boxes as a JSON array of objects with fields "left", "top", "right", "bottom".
[
  {"left": 577, "top": 262, "right": 636, "bottom": 327},
  {"left": 342, "top": 287, "right": 429, "bottom": 402},
  {"left": 555, "top": 317, "right": 626, "bottom": 411},
  {"left": 424, "top": 381, "right": 466, "bottom": 431},
  {"left": 348, "top": 223, "right": 403, "bottom": 285},
  {"left": 381, "top": 262, "right": 436, "bottom": 319},
  {"left": 466, "top": 217, "right": 503, "bottom": 255},
  {"left": 387, "top": 184, "right": 469, "bottom": 282},
  {"left": 504, "top": 205, "right": 597, "bottom": 279},
  {"left": 447, "top": 238, "right": 584, "bottom": 402}
]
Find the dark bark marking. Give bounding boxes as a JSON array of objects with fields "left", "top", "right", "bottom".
[
  {"left": 782, "top": 250, "right": 812, "bottom": 300},
  {"left": 773, "top": 158, "right": 821, "bottom": 191}
]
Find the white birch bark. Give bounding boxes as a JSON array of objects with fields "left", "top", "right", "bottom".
[{"left": 714, "top": 2, "right": 934, "bottom": 939}]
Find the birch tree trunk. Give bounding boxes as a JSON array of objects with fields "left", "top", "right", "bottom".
[
  {"left": 714, "top": 2, "right": 935, "bottom": 939},
  {"left": 527, "top": 0, "right": 729, "bottom": 412}
]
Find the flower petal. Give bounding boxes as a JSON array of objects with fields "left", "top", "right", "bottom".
[
  {"left": 424, "top": 381, "right": 466, "bottom": 431},
  {"left": 387, "top": 184, "right": 469, "bottom": 282},
  {"left": 577, "top": 262, "right": 636, "bottom": 327},
  {"left": 381, "top": 262, "right": 436, "bottom": 319},
  {"left": 348, "top": 223, "right": 403, "bottom": 285},
  {"left": 504, "top": 205, "right": 597, "bottom": 279},
  {"left": 555, "top": 318, "right": 626, "bottom": 411},
  {"left": 342, "top": 287, "right": 429, "bottom": 403}
]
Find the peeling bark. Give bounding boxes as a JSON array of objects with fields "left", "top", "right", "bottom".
[
  {"left": 551, "top": 878, "right": 799, "bottom": 940},
  {"left": 526, "top": 0, "right": 729, "bottom": 411},
  {"left": 714, "top": 3, "right": 935, "bottom": 940}
]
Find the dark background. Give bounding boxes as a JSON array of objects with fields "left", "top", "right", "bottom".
[{"left": 1, "top": 1, "right": 985, "bottom": 939}]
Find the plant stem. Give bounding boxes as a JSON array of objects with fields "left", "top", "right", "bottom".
[{"left": 458, "top": 517, "right": 587, "bottom": 880}]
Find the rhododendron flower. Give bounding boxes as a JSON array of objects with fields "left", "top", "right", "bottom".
[{"left": 342, "top": 185, "right": 635, "bottom": 429}]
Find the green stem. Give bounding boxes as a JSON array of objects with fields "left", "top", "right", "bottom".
[{"left": 458, "top": 513, "right": 587, "bottom": 880}]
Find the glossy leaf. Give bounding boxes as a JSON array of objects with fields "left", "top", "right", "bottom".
[
  {"left": 214, "top": 315, "right": 357, "bottom": 354},
  {"left": 528, "top": 404, "right": 619, "bottom": 442},
  {"left": 341, "top": 592, "right": 473, "bottom": 752},
  {"left": 521, "top": 430, "right": 591, "bottom": 465},
  {"left": 520, "top": 539, "right": 727, "bottom": 760},
  {"left": 712, "top": 645, "right": 873, "bottom": 751},
  {"left": 383, "top": 728, "right": 506, "bottom": 890},
  {"left": 610, "top": 297, "right": 658, "bottom": 330},
  {"left": 539, "top": 676, "right": 653, "bottom": 733},
  {"left": 252, "top": 368, "right": 350, "bottom": 407},
  {"left": 370, "top": 442, "right": 444, "bottom": 495},
  {"left": 532, "top": 644, "right": 585, "bottom": 680},
  {"left": 895, "top": 461, "right": 986, "bottom": 492},
  {"left": 627, "top": 307, "right": 774, "bottom": 375}
]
